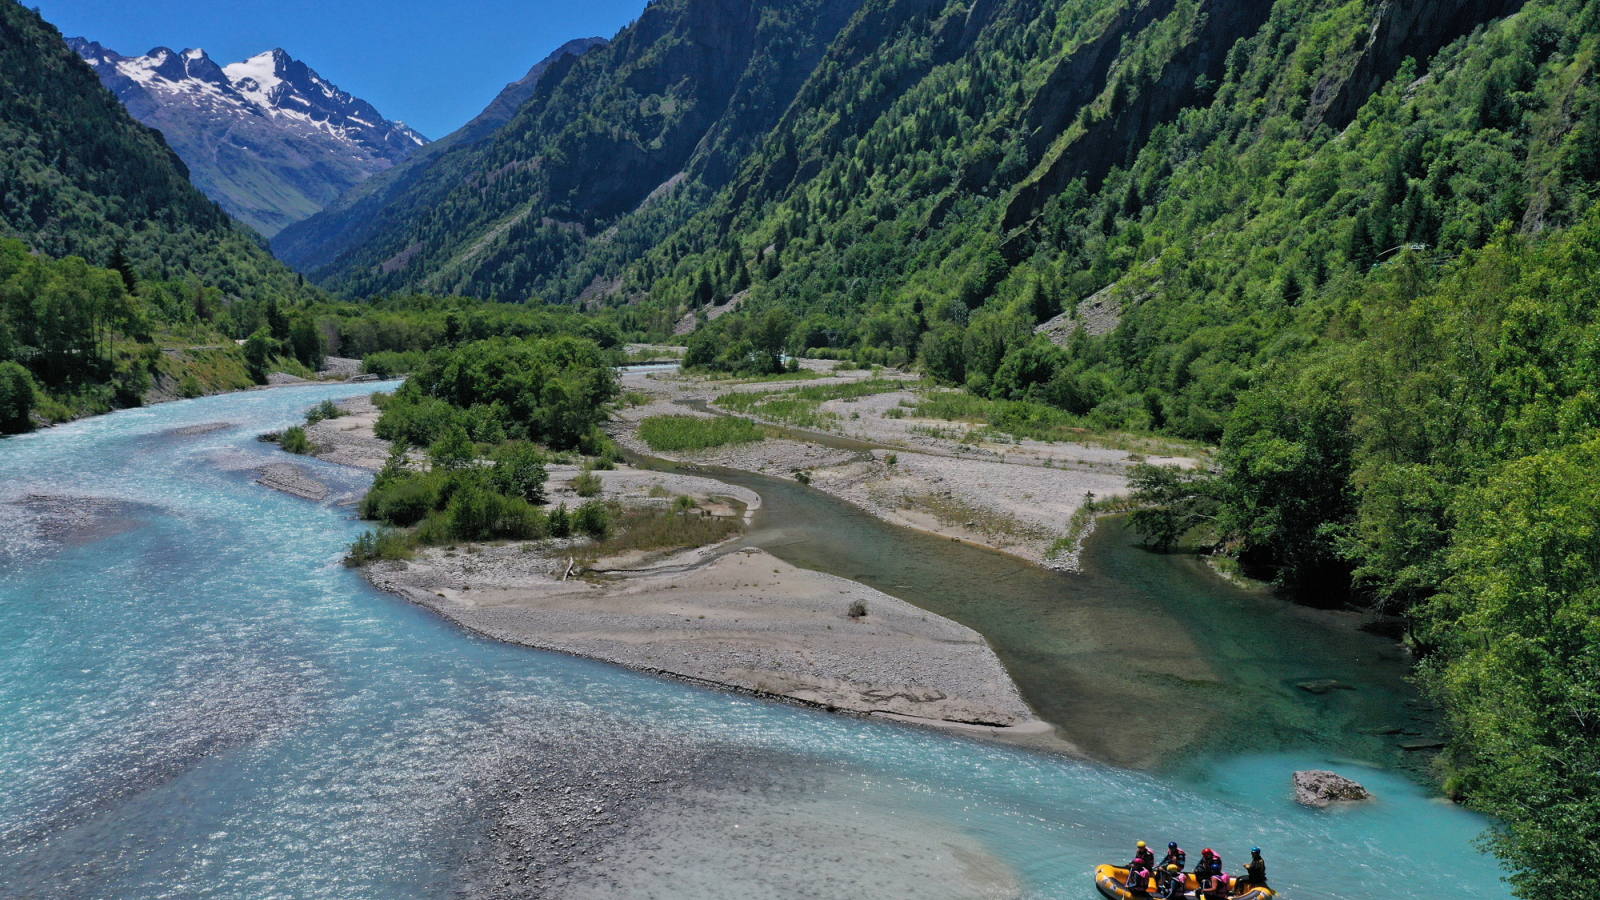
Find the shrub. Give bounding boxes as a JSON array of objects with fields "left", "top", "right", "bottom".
[
  {"left": 428, "top": 425, "right": 476, "bottom": 471},
  {"left": 375, "top": 336, "right": 617, "bottom": 450},
  {"left": 497, "top": 497, "right": 549, "bottom": 540},
  {"left": 362, "top": 473, "right": 444, "bottom": 526},
  {"left": 374, "top": 396, "right": 457, "bottom": 446},
  {"left": 362, "top": 350, "right": 423, "bottom": 377},
  {"left": 178, "top": 374, "right": 203, "bottom": 399},
  {"left": 490, "top": 442, "right": 548, "bottom": 503},
  {"left": 445, "top": 482, "right": 508, "bottom": 541},
  {"left": 414, "top": 511, "right": 455, "bottom": 545},
  {"left": 345, "top": 528, "right": 413, "bottom": 566},
  {"left": 573, "top": 501, "right": 611, "bottom": 539},
  {"left": 637, "top": 415, "right": 764, "bottom": 452},
  {"left": 307, "top": 399, "right": 343, "bottom": 423},
  {"left": 0, "top": 361, "right": 37, "bottom": 434},
  {"left": 573, "top": 471, "right": 603, "bottom": 497},
  {"left": 848, "top": 599, "right": 868, "bottom": 619},
  {"left": 549, "top": 503, "right": 572, "bottom": 538},
  {"left": 280, "top": 425, "right": 312, "bottom": 454}
]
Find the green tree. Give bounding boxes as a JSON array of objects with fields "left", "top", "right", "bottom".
[
  {"left": 1218, "top": 368, "right": 1356, "bottom": 594},
  {"left": 1427, "top": 439, "right": 1600, "bottom": 900},
  {"left": 0, "top": 360, "right": 36, "bottom": 433},
  {"left": 1127, "top": 463, "right": 1223, "bottom": 551},
  {"left": 242, "top": 329, "right": 277, "bottom": 384},
  {"left": 428, "top": 425, "right": 477, "bottom": 471},
  {"left": 491, "top": 442, "right": 549, "bottom": 503},
  {"left": 289, "top": 316, "right": 325, "bottom": 370}
]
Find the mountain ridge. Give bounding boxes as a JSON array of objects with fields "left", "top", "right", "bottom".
[
  {"left": 69, "top": 38, "right": 427, "bottom": 237},
  {"left": 281, "top": 0, "right": 867, "bottom": 299},
  {"left": 271, "top": 37, "right": 608, "bottom": 272}
]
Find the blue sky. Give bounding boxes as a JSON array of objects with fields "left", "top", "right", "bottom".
[{"left": 35, "top": 0, "right": 648, "bottom": 139}]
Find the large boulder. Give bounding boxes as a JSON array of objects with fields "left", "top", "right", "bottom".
[{"left": 1293, "top": 770, "right": 1372, "bottom": 807}]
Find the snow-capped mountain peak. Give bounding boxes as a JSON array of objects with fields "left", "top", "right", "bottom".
[
  {"left": 222, "top": 50, "right": 286, "bottom": 106},
  {"left": 68, "top": 37, "right": 428, "bottom": 237}
]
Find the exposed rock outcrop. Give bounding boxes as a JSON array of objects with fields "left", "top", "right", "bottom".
[
  {"left": 1304, "top": 0, "right": 1528, "bottom": 132},
  {"left": 1294, "top": 770, "right": 1372, "bottom": 807}
]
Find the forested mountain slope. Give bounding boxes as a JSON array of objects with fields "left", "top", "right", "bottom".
[
  {"left": 0, "top": 2, "right": 310, "bottom": 303},
  {"left": 287, "top": 0, "right": 867, "bottom": 302},
  {"left": 1, "top": 2, "right": 326, "bottom": 430},
  {"left": 271, "top": 37, "right": 608, "bottom": 271}
]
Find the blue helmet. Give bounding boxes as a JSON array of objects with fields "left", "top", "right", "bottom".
[
  {"left": 1251, "top": 847, "right": 1261, "bottom": 855},
  {"left": 1169, "top": 842, "right": 1178, "bottom": 849}
]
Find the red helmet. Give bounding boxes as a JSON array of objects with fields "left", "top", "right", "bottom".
[{"left": 1202, "top": 848, "right": 1213, "bottom": 856}]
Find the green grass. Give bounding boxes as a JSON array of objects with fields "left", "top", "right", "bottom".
[
  {"left": 911, "top": 392, "right": 1208, "bottom": 457},
  {"left": 701, "top": 368, "right": 826, "bottom": 384},
  {"left": 713, "top": 378, "right": 911, "bottom": 428},
  {"left": 579, "top": 504, "right": 743, "bottom": 559},
  {"left": 911, "top": 390, "right": 993, "bottom": 422},
  {"left": 637, "top": 415, "right": 765, "bottom": 451}
]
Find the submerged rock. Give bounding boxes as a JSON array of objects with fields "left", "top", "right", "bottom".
[
  {"left": 1297, "top": 679, "right": 1355, "bottom": 695},
  {"left": 1294, "top": 770, "right": 1372, "bottom": 807}
]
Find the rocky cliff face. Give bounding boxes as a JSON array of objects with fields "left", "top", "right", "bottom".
[
  {"left": 1003, "top": 0, "right": 1527, "bottom": 234},
  {"left": 69, "top": 40, "right": 426, "bottom": 237},
  {"left": 1303, "top": 0, "right": 1528, "bottom": 131}
]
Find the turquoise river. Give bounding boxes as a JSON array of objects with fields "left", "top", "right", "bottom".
[{"left": 1, "top": 383, "right": 1509, "bottom": 899}]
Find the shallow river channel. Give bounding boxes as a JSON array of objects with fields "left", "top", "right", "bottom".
[{"left": 1, "top": 384, "right": 1509, "bottom": 899}]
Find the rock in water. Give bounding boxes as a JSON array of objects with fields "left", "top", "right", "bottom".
[{"left": 1293, "top": 770, "right": 1372, "bottom": 807}]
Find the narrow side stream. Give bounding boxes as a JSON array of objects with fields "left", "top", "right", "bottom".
[{"left": 657, "top": 460, "right": 1436, "bottom": 775}]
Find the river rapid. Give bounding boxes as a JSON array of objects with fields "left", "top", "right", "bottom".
[{"left": 1, "top": 384, "right": 1509, "bottom": 899}]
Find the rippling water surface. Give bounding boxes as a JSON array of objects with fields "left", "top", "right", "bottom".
[{"left": 1, "top": 386, "right": 1509, "bottom": 899}]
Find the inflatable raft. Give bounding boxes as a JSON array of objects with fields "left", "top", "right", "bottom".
[{"left": 1094, "top": 865, "right": 1276, "bottom": 900}]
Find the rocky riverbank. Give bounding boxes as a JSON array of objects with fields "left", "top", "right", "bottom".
[
  {"left": 367, "top": 539, "right": 1041, "bottom": 733},
  {"left": 281, "top": 392, "right": 1049, "bottom": 738}
]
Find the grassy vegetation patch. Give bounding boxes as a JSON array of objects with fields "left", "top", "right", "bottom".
[
  {"left": 703, "top": 368, "right": 826, "bottom": 384},
  {"left": 910, "top": 392, "right": 1204, "bottom": 456},
  {"left": 637, "top": 415, "right": 765, "bottom": 451},
  {"left": 580, "top": 504, "right": 743, "bottom": 560},
  {"left": 713, "top": 378, "right": 910, "bottom": 428},
  {"left": 896, "top": 492, "right": 1057, "bottom": 544}
]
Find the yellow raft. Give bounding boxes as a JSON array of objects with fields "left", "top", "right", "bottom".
[{"left": 1094, "top": 865, "right": 1276, "bottom": 900}]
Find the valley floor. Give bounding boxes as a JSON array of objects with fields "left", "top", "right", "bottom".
[
  {"left": 281, "top": 387, "right": 1058, "bottom": 742},
  {"left": 609, "top": 359, "right": 1195, "bottom": 569},
  {"left": 269, "top": 364, "right": 1206, "bottom": 743}
]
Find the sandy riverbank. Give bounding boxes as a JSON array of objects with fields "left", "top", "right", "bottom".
[
  {"left": 268, "top": 391, "right": 1052, "bottom": 738},
  {"left": 367, "top": 540, "right": 1041, "bottom": 732}
]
